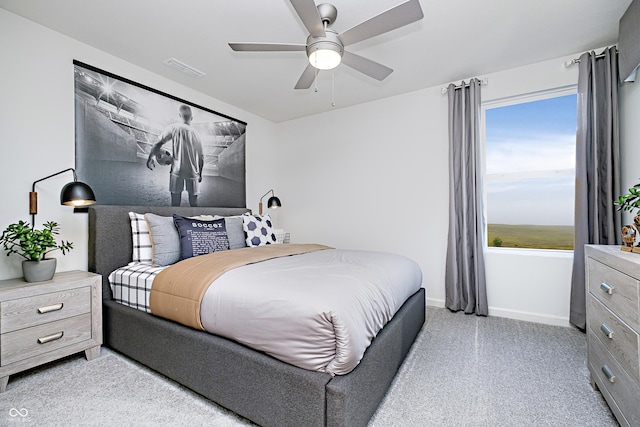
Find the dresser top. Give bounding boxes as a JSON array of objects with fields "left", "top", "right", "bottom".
[
  {"left": 586, "top": 245, "right": 640, "bottom": 279},
  {"left": 0, "top": 271, "right": 100, "bottom": 294}
]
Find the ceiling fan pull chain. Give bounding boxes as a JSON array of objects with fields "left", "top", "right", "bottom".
[
  {"left": 314, "top": 68, "right": 319, "bottom": 93},
  {"left": 331, "top": 70, "right": 336, "bottom": 107}
]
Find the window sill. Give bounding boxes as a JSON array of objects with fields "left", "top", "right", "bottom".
[{"left": 485, "top": 247, "right": 574, "bottom": 259}]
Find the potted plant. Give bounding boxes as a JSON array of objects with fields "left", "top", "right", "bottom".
[
  {"left": 615, "top": 182, "right": 640, "bottom": 252},
  {"left": 616, "top": 183, "right": 640, "bottom": 213},
  {"left": 0, "top": 220, "right": 73, "bottom": 282}
]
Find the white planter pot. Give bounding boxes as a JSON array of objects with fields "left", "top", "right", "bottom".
[{"left": 22, "top": 258, "right": 57, "bottom": 282}]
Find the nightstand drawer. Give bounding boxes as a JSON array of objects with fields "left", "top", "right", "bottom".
[
  {"left": 588, "top": 259, "right": 640, "bottom": 331},
  {"left": 588, "top": 296, "right": 639, "bottom": 381},
  {"left": 1, "top": 313, "right": 92, "bottom": 366},
  {"left": 589, "top": 331, "right": 640, "bottom": 427},
  {"left": 0, "top": 286, "right": 91, "bottom": 334}
]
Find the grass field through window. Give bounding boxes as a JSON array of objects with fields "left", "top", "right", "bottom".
[{"left": 487, "top": 224, "right": 574, "bottom": 250}]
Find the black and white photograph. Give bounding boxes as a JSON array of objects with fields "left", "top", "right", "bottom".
[{"left": 73, "top": 61, "right": 246, "bottom": 207}]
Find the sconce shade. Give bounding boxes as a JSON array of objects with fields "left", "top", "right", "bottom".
[
  {"left": 267, "top": 196, "right": 282, "bottom": 209},
  {"left": 60, "top": 181, "right": 96, "bottom": 206}
]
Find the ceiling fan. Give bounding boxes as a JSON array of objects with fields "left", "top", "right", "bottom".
[{"left": 228, "top": 0, "right": 424, "bottom": 89}]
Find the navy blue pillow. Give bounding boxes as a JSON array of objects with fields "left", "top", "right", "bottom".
[{"left": 173, "top": 214, "right": 230, "bottom": 260}]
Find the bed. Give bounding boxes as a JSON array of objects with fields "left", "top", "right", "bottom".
[{"left": 88, "top": 204, "right": 425, "bottom": 427}]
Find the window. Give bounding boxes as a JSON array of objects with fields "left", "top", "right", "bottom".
[{"left": 483, "top": 89, "right": 577, "bottom": 250}]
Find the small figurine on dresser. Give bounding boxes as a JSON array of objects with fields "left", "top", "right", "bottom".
[
  {"left": 621, "top": 224, "right": 637, "bottom": 251},
  {"left": 621, "top": 215, "right": 640, "bottom": 253}
]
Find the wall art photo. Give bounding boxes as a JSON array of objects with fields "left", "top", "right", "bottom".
[{"left": 73, "top": 60, "right": 246, "bottom": 208}]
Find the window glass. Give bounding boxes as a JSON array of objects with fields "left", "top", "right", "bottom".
[{"left": 484, "top": 93, "right": 577, "bottom": 250}]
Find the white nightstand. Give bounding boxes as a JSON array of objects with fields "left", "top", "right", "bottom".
[{"left": 0, "top": 270, "right": 102, "bottom": 392}]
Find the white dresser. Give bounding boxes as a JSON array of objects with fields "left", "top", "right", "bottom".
[{"left": 585, "top": 245, "right": 640, "bottom": 426}]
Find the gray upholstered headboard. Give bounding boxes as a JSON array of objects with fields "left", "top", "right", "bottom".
[{"left": 88, "top": 205, "right": 250, "bottom": 301}]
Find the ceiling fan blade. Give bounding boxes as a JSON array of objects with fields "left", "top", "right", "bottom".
[
  {"left": 229, "top": 43, "right": 306, "bottom": 52},
  {"left": 289, "top": 0, "right": 326, "bottom": 37},
  {"left": 294, "top": 64, "right": 317, "bottom": 89},
  {"left": 339, "top": 0, "right": 424, "bottom": 46},
  {"left": 341, "top": 51, "right": 393, "bottom": 81}
]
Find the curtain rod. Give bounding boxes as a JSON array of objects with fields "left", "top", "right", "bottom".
[
  {"left": 441, "top": 78, "right": 488, "bottom": 95},
  {"left": 565, "top": 47, "right": 618, "bottom": 67}
]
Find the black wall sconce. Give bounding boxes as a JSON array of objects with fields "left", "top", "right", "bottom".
[
  {"left": 29, "top": 168, "right": 96, "bottom": 226},
  {"left": 259, "top": 189, "right": 281, "bottom": 215}
]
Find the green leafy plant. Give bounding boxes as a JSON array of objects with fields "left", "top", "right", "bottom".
[
  {"left": 0, "top": 220, "right": 73, "bottom": 261},
  {"left": 615, "top": 183, "right": 640, "bottom": 214}
]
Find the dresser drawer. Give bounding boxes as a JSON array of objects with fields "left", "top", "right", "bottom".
[
  {"left": 0, "top": 313, "right": 92, "bottom": 366},
  {"left": 0, "top": 286, "right": 91, "bottom": 334},
  {"left": 588, "top": 259, "right": 640, "bottom": 331},
  {"left": 589, "top": 331, "right": 640, "bottom": 426},
  {"left": 588, "top": 296, "right": 639, "bottom": 381}
]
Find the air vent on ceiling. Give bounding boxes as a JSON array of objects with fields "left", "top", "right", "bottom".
[{"left": 163, "top": 58, "right": 206, "bottom": 79}]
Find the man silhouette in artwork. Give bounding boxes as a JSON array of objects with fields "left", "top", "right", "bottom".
[{"left": 147, "top": 105, "right": 204, "bottom": 207}]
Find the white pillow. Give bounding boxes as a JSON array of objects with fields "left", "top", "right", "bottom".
[
  {"left": 191, "top": 215, "right": 216, "bottom": 221},
  {"left": 242, "top": 214, "right": 277, "bottom": 247},
  {"left": 128, "top": 212, "right": 152, "bottom": 264}
]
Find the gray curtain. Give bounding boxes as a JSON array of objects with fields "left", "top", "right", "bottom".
[
  {"left": 445, "top": 78, "right": 488, "bottom": 315},
  {"left": 570, "top": 47, "right": 621, "bottom": 329}
]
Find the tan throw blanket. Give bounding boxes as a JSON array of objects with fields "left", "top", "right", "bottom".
[{"left": 149, "top": 244, "right": 332, "bottom": 330}]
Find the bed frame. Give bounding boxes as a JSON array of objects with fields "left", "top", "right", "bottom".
[{"left": 88, "top": 205, "right": 425, "bottom": 427}]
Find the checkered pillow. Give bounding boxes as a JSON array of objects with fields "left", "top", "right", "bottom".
[
  {"left": 128, "top": 212, "right": 152, "bottom": 264},
  {"left": 242, "top": 214, "right": 277, "bottom": 247}
]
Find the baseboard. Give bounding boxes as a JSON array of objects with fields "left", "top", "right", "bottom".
[
  {"left": 488, "top": 307, "right": 570, "bottom": 327},
  {"left": 426, "top": 299, "right": 570, "bottom": 327},
  {"left": 426, "top": 298, "right": 445, "bottom": 308}
]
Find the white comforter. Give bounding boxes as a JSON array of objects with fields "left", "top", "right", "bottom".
[{"left": 199, "top": 249, "right": 422, "bottom": 376}]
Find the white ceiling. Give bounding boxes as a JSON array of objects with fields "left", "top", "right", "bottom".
[{"left": 0, "top": 0, "right": 632, "bottom": 123}]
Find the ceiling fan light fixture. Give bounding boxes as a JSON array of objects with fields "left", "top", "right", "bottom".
[
  {"left": 306, "top": 29, "right": 343, "bottom": 70},
  {"left": 309, "top": 48, "right": 342, "bottom": 70}
]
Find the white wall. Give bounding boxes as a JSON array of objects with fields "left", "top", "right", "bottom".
[
  {"left": 272, "top": 87, "right": 450, "bottom": 304},
  {"left": 273, "top": 53, "right": 586, "bottom": 326},
  {"left": 620, "top": 78, "right": 640, "bottom": 226},
  {"left": 0, "top": 9, "right": 278, "bottom": 280}
]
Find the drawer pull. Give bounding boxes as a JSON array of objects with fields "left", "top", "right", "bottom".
[
  {"left": 37, "top": 331, "right": 64, "bottom": 344},
  {"left": 600, "top": 323, "right": 614, "bottom": 339},
  {"left": 37, "top": 303, "right": 63, "bottom": 314},
  {"left": 599, "top": 283, "right": 614, "bottom": 295},
  {"left": 601, "top": 365, "right": 616, "bottom": 383}
]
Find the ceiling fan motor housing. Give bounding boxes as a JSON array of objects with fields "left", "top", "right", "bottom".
[{"left": 317, "top": 3, "right": 338, "bottom": 26}]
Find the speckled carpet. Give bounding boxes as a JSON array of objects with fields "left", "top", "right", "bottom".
[{"left": 0, "top": 308, "right": 618, "bottom": 426}]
